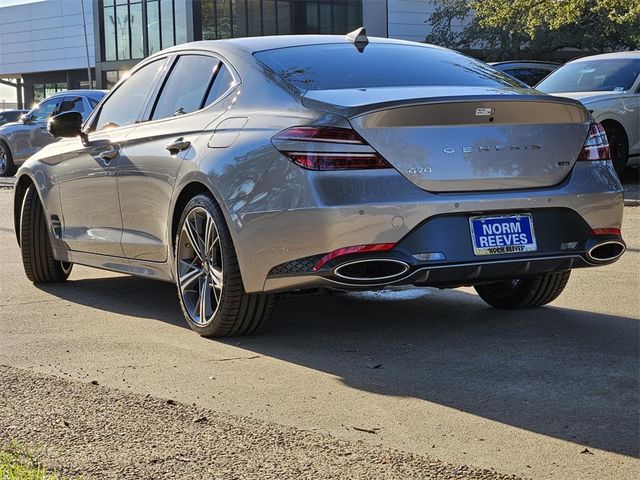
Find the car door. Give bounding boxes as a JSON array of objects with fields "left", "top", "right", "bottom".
[
  {"left": 57, "top": 59, "right": 167, "bottom": 257},
  {"left": 118, "top": 53, "right": 236, "bottom": 261},
  {"left": 10, "top": 97, "right": 60, "bottom": 161}
]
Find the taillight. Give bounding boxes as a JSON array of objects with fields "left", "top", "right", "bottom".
[
  {"left": 578, "top": 123, "right": 610, "bottom": 161},
  {"left": 273, "top": 126, "right": 391, "bottom": 171}
]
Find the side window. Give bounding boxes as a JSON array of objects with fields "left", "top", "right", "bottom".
[
  {"left": 88, "top": 97, "right": 100, "bottom": 109},
  {"left": 203, "top": 64, "right": 235, "bottom": 107},
  {"left": 151, "top": 55, "right": 221, "bottom": 121},
  {"left": 505, "top": 68, "right": 550, "bottom": 87},
  {"left": 59, "top": 96, "right": 86, "bottom": 115},
  {"left": 95, "top": 59, "right": 164, "bottom": 131},
  {"left": 30, "top": 98, "right": 60, "bottom": 121}
]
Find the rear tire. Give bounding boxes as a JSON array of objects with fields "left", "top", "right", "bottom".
[
  {"left": 175, "top": 194, "right": 274, "bottom": 337},
  {"left": 604, "top": 124, "right": 628, "bottom": 178},
  {"left": 20, "top": 185, "right": 72, "bottom": 283},
  {"left": 474, "top": 271, "right": 571, "bottom": 309},
  {"left": 0, "top": 141, "right": 15, "bottom": 177}
]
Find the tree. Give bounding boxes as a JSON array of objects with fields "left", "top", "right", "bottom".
[{"left": 425, "top": 0, "right": 640, "bottom": 60}]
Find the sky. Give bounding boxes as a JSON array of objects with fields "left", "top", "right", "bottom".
[{"left": 0, "top": 83, "right": 17, "bottom": 104}]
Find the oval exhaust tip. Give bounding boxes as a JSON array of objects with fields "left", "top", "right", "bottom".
[
  {"left": 587, "top": 241, "right": 626, "bottom": 262},
  {"left": 334, "top": 259, "right": 410, "bottom": 282}
]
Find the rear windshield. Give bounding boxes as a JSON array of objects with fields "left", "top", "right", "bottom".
[
  {"left": 537, "top": 59, "right": 640, "bottom": 93},
  {"left": 254, "top": 43, "right": 522, "bottom": 91}
]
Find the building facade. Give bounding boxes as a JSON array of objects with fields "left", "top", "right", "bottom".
[
  {"left": 0, "top": 0, "right": 96, "bottom": 107},
  {"left": 0, "top": 0, "right": 446, "bottom": 103}
]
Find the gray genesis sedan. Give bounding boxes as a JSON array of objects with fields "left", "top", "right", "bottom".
[{"left": 13, "top": 31, "right": 626, "bottom": 337}]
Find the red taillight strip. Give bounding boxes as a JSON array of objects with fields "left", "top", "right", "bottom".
[
  {"left": 578, "top": 122, "right": 610, "bottom": 161},
  {"left": 313, "top": 243, "right": 397, "bottom": 271},
  {"left": 273, "top": 126, "right": 393, "bottom": 171},
  {"left": 286, "top": 152, "right": 390, "bottom": 170},
  {"left": 592, "top": 228, "right": 621, "bottom": 236}
]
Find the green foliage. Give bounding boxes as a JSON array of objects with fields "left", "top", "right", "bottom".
[
  {"left": 0, "top": 442, "right": 68, "bottom": 480},
  {"left": 426, "top": 0, "right": 640, "bottom": 60}
]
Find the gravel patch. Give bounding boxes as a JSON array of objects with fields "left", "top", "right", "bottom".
[{"left": 0, "top": 365, "right": 525, "bottom": 480}]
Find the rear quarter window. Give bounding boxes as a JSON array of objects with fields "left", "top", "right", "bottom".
[{"left": 255, "top": 43, "right": 521, "bottom": 91}]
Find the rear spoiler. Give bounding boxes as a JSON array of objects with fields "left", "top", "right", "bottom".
[{"left": 302, "top": 85, "right": 586, "bottom": 119}]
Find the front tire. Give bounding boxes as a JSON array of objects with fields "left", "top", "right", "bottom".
[
  {"left": 20, "top": 185, "right": 72, "bottom": 283},
  {"left": 474, "top": 271, "right": 571, "bottom": 309},
  {"left": 0, "top": 141, "right": 15, "bottom": 177},
  {"left": 175, "top": 194, "right": 274, "bottom": 337}
]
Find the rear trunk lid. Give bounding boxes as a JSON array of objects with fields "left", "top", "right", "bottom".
[{"left": 303, "top": 87, "right": 591, "bottom": 192}]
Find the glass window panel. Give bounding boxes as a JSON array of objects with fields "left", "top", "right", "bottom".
[
  {"left": 104, "top": 0, "right": 114, "bottom": 6},
  {"left": 262, "top": 0, "right": 276, "bottom": 35},
  {"left": 233, "top": 0, "right": 248, "bottom": 38},
  {"left": 216, "top": 0, "right": 231, "bottom": 38},
  {"left": 161, "top": 0, "right": 175, "bottom": 48},
  {"left": 104, "top": 70, "right": 120, "bottom": 90},
  {"left": 95, "top": 60, "right": 164, "bottom": 131},
  {"left": 152, "top": 55, "right": 220, "bottom": 120},
  {"left": 304, "top": 1, "right": 319, "bottom": 33},
  {"left": 319, "top": 2, "right": 331, "bottom": 33},
  {"left": 247, "top": 0, "right": 262, "bottom": 36},
  {"left": 201, "top": 0, "right": 215, "bottom": 39},
  {"left": 130, "top": 3, "right": 143, "bottom": 59},
  {"left": 204, "top": 64, "right": 235, "bottom": 106},
  {"left": 147, "top": 0, "right": 161, "bottom": 54},
  {"left": 32, "top": 85, "right": 45, "bottom": 103},
  {"left": 346, "top": 2, "right": 362, "bottom": 31},
  {"left": 277, "top": 1, "right": 291, "bottom": 34},
  {"left": 104, "top": 6, "right": 117, "bottom": 61},
  {"left": 115, "top": 0, "right": 128, "bottom": 4},
  {"left": 115, "top": 4, "right": 130, "bottom": 60},
  {"left": 175, "top": 0, "right": 188, "bottom": 44},
  {"left": 332, "top": 2, "right": 346, "bottom": 34},
  {"left": 59, "top": 96, "right": 86, "bottom": 115},
  {"left": 30, "top": 98, "right": 60, "bottom": 121},
  {"left": 255, "top": 43, "right": 523, "bottom": 90}
]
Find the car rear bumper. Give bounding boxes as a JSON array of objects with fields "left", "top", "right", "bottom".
[{"left": 230, "top": 160, "right": 624, "bottom": 293}]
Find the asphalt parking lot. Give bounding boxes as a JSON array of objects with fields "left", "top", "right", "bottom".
[{"left": 0, "top": 184, "right": 638, "bottom": 479}]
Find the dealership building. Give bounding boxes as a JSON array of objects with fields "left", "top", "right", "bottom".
[{"left": 0, "top": 0, "right": 447, "bottom": 104}]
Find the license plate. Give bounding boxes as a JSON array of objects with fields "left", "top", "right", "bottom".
[{"left": 469, "top": 214, "right": 537, "bottom": 256}]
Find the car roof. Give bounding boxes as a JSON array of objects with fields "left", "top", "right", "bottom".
[
  {"left": 45, "top": 89, "right": 108, "bottom": 100},
  {"left": 160, "top": 34, "right": 443, "bottom": 56},
  {"left": 489, "top": 60, "right": 560, "bottom": 67},
  {"left": 570, "top": 51, "right": 640, "bottom": 63}
]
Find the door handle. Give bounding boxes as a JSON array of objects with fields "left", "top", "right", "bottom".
[
  {"left": 98, "top": 147, "right": 119, "bottom": 164},
  {"left": 166, "top": 138, "right": 191, "bottom": 155}
]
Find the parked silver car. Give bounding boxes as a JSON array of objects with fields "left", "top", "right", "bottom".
[
  {"left": 489, "top": 60, "right": 560, "bottom": 87},
  {"left": 536, "top": 51, "right": 640, "bottom": 176},
  {"left": 0, "top": 90, "right": 105, "bottom": 176},
  {"left": 13, "top": 33, "right": 625, "bottom": 337}
]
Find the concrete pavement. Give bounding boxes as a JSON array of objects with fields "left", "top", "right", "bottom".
[{"left": 0, "top": 189, "right": 638, "bottom": 479}]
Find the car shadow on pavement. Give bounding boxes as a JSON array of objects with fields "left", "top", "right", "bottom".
[
  {"left": 239, "top": 287, "right": 639, "bottom": 459},
  {"left": 37, "top": 276, "right": 639, "bottom": 458},
  {"left": 36, "top": 275, "right": 186, "bottom": 329}
]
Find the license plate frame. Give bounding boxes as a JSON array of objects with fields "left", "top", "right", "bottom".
[{"left": 469, "top": 214, "right": 537, "bottom": 256}]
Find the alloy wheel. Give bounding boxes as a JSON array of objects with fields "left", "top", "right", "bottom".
[{"left": 177, "top": 207, "right": 224, "bottom": 326}]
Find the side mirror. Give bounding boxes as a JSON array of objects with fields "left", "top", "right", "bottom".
[
  {"left": 20, "top": 114, "right": 32, "bottom": 125},
  {"left": 48, "top": 111, "right": 83, "bottom": 138}
]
